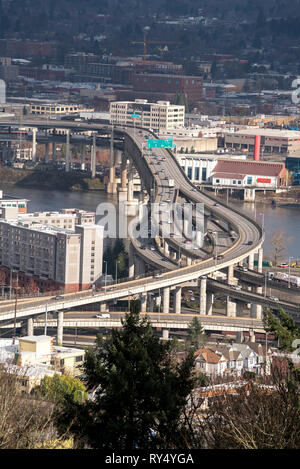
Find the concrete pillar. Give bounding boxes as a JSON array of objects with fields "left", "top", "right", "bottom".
[
  {"left": 91, "top": 133, "right": 96, "bottom": 179},
  {"left": 32, "top": 128, "right": 37, "bottom": 162},
  {"left": 226, "top": 296, "right": 237, "bottom": 317},
  {"left": 52, "top": 142, "right": 56, "bottom": 162},
  {"left": 45, "top": 142, "right": 49, "bottom": 163},
  {"left": 163, "top": 287, "right": 170, "bottom": 314},
  {"left": 140, "top": 293, "right": 147, "bottom": 313},
  {"left": 227, "top": 264, "right": 234, "bottom": 285},
  {"left": 107, "top": 127, "right": 117, "bottom": 194},
  {"left": 196, "top": 231, "right": 202, "bottom": 248},
  {"left": 206, "top": 292, "right": 213, "bottom": 315},
  {"left": 249, "top": 330, "right": 256, "bottom": 343},
  {"left": 199, "top": 277, "right": 207, "bottom": 315},
  {"left": 129, "top": 243, "right": 135, "bottom": 278},
  {"left": 250, "top": 302, "right": 263, "bottom": 320},
  {"left": 248, "top": 252, "right": 254, "bottom": 271},
  {"left": 57, "top": 310, "right": 64, "bottom": 346},
  {"left": 174, "top": 286, "right": 182, "bottom": 315},
  {"left": 100, "top": 303, "right": 107, "bottom": 312},
  {"left": 121, "top": 154, "right": 128, "bottom": 191},
  {"left": 236, "top": 302, "right": 244, "bottom": 316},
  {"left": 137, "top": 256, "right": 145, "bottom": 276},
  {"left": 27, "top": 317, "right": 34, "bottom": 336},
  {"left": 65, "top": 130, "right": 70, "bottom": 172},
  {"left": 147, "top": 294, "right": 155, "bottom": 312},
  {"left": 257, "top": 248, "right": 263, "bottom": 274},
  {"left": 162, "top": 328, "right": 169, "bottom": 340},
  {"left": 128, "top": 170, "right": 134, "bottom": 202},
  {"left": 164, "top": 241, "right": 169, "bottom": 256},
  {"left": 81, "top": 145, "right": 85, "bottom": 170}
]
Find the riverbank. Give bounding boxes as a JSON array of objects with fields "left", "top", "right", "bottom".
[{"left": 0, "top": 167, "right": 106, "bottom": 192}]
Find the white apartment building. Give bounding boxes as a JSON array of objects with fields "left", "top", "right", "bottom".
[
  {"left": 0, "top": 210, "right": 103, "bottom": 292},
  {"left": 109, "top": 99, "right": 185, "bottom": 131},
  {"left": 18, "top": 208, "right": 96, "bottom": 231}
]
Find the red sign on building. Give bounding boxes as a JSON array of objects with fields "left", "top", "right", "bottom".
[{"left": 257, "top": 178, "right": 271, "bottom": 183}]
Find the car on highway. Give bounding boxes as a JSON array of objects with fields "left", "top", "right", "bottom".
[
  {"left": 268, "top": 296, "right": 279, "bottom": 302},
  {"left": 154, "top": 273, "right": 163, "bottom": 278},
  {"left": 232, "top": 285, "right": 242, "bottom": 291},
  {"left": 95, "top": 314, "right": 111, "bottom": 319},
  {"left": 216, "top": 255, "right": 224, "bottom": 260},
  {"left": 238, "top": 266, "right": 248, "bottom": 272},
  {"left": 150, "top": 246, "right": 156, "bottom": 251},
  {"left": 278, "top": 263, "right": 288, "bottom": 268},
  {"left": 184, "top": 239, "right": 191, "bottom": 244},
  {"left": 53, "top": 295, "right": 64, "bottom": 300},
  {"left": 246, "top": 241, "right": 253, "bottom": 245},
  {"left": 214, "top": 202, "right": 219, "bottom": 206}
]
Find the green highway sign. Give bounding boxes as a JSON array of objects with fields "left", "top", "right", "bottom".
[
  {"left": 131, "top": 114, "right": 140, "bottom": 119},
  {"left": 148, "top": 138, "right": 174, "bottom": 149}
]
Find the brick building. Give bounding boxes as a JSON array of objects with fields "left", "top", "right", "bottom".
[{"left": 132, "top": 73, "right": 203, "bottom": 105}]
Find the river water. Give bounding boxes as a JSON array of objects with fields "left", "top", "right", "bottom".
[{"left": 2, "top": 185, "right": 300, "bottom": 261}]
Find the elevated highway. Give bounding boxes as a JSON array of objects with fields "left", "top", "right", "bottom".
[{"left": 0, "top": 117, "right": 268, "bottom": 344}]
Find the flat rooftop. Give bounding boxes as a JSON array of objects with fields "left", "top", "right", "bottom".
[{"left": 226, "top": 128, "right": 300, "bottom": 139}]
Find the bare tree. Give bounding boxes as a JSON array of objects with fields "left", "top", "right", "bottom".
[
  {"left": 0, "top": 364, "right": 64, "bottom": 449},
  {"left": 267, "top": 230, "right": 293, "bottom": 266}
]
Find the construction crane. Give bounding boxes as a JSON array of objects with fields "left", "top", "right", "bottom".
[{"left": 131, "top": 34, "right": 182, "bottom": 61}]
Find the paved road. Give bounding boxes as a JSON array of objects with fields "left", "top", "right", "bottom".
[{"left": 0, "top": 118, "right": 265, "bottom": 322}]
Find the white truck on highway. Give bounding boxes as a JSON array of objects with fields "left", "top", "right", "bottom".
[
  {"left": 268, "top": 272, "right": 300, "bottom": 287},
  {"left": 168, "top": 179, "right": 175, "bottom": 187}
]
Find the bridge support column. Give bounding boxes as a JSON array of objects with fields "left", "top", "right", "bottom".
[
  {"left": 164, "top": 241, "right": 169, "bottom": 256},
  {"left": 127, "top": 169, "right": 134, "bottom": 203},
  {"left": 162, "top": 329, "right": 169, "bottom": 340},
  {"left": 100, "top": 303, "right": 107, "bottom": 312},
  {"left": 206, "top": 292, "right": 213, "bottom": 315},
  {"left": 227, "top": 264, "right": 234, "bottom": 285},
  {"left": 27, "top": 317, "right": 34, "bottom": 336},
  {"left": 140, "top": 293, "right": 147, "bottom": 313},
  {"left": 163, "top": 287, "right": 170, "bottom": 314},
  {"left": 226, "top": 297, "right": 236, "bottom": 317},
  {"left": 147, "top": 293, "right": 155, "bottom": 312},
  {"left": 174, "top": 286, "right": 182, "bottom": 315},
  {"left": 236, "top": 302, "right": 244, "bottom": 316},
  {"left": 65, "top": 130, "right": 70, "bottom": 172},
  {"left": 32, "top": 128, "right": 37, "bottom": 162},
  {"left": 196, "top": 231, "right": 203, "bottom": 248},
  {"left": 257, "top": 248, "right": 263, "bottom": 273},
  {"left": 57, "top": 311, "right": 64, "bottom": 346},
  {"left": 250, "top": 303, "right": 262, "bottom": 319},
  {"left": 91, "top": 133, "right": 96, "bottom": 179},
  {"left": 187, "top": 257, "right": 192, "bottom": 266},
  {"left": 80, "top": 144, "right": 85, "bottom": 170},
  {"left": 107, "top": 128, "right": 117, "bottom": 194},
  {"left": 121, "top": 153, "right": 128, "bottom": 191},
  {"left": 199, "top": 277, "right": 207, "bottom": 315},
  {"left": 52, "top": 142, "right": 56, "bottom": 162},
  {"left": 248, "top": 252, "right": 254, "bottom": 271},
  {"left": 129, "top": 243, "right": 135, "bottom": 278},
  {"left": 136, "top": 256, "right": 145, "bottom": 276},
  {"left": 45, "top": 142, "right": 49, "bottom": 163}
]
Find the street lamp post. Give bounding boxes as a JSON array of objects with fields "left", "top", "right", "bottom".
[
  {"left": 44, "top": 302, "right": 48, "bottom": 336},
  {"left": 260, "top": 212, "right": 265, "bottom": 228},
  {"left": 288, "top": 256, "right": 294, "bottom": 288},
  {"left": 115, "top": 260, "right": 120, "bottom": 284}
]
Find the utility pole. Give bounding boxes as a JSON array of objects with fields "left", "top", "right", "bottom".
[{"left": 12, "top": 286, "right": 18, "bottom": 345}]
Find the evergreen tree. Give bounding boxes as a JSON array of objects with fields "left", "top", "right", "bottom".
[
  {"left": 264, "top": 308, "right": 300, "bottom": 352},
  {"left": 186, "top": 317, "right": 207, "bottom": 350},
  {"left": 55, "top": 306, "right": 196, "bottom": 449}
]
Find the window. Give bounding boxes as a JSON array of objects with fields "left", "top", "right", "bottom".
[
  {"left": 75, "top": 355, "right": 83, "bottom": 362},
  {"left": 201, "top": 168, "right": 207, "bottom": 182}
]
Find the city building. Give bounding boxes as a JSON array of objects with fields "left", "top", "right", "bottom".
[
  {"left": 224, "top": 128, "right": 300, "bottom": 156},
  {"left": 30, "top": 103, "right": 81, "bottom": 116},
  {"left": 0, "top": 335, "right": 85, "bottom": 393},
  {"left": 0, "top": 209, "right": 103, "bottom": 292},
  {"left": 176, "top": 153, "right": 247, "bottom": 184},
  {"left": 210, "top": 160, "right": 288, "bottom": 189},
  {"left": 110, "top": 99, "right": 185, "bottom": 131},
  {"left": 132, "top": 72, "right": 203, "bottom": 105},
  {"left": 0, "top": 190, "right": 28, "bottom": 214}
]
